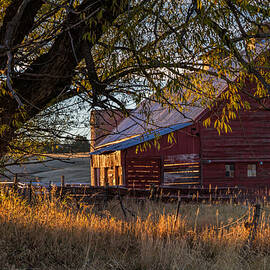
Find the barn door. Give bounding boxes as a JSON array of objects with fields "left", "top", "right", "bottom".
[{"left": 126, "top": 158, "right": 161, "bottom": 189}]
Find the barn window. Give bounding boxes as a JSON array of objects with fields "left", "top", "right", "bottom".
[
  {"left": 247, "top": 164, "right": 256, "bottom": 177},
  {"left": 225, "top": 164, "right": 234, "bottom": 177}
]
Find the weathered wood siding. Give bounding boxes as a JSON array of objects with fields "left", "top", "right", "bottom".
[
  {"left": 125, "top": 157, "right": 162, "bottom": 189},
  {"left": 91, "top": 151, "right": 123, "bottom": 186},
  {"left": 164, "top": 160, "right": 200, "bottom": 186}
]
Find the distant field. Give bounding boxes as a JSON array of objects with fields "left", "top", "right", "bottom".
[{"left": 1, "top": 153, "right": 91, "bottom": 185}]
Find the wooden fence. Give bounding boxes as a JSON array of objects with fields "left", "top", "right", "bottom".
[{"left": 1, "top": 175, "right": 270, "bottom": 204}]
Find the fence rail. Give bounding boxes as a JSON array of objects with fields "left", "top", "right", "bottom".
[{"left": 1, "top": 175, "right": 270, "bottom": 204}]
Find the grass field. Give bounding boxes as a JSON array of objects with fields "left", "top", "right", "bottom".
[
  {"left": 1, "top": 189, "right": 270, "bottom": 270},
  {"left": 1, "top": 154, "right": 91, "bottom": 185}
]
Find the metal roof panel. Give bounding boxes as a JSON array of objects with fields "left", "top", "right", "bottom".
[{"left": 90, "top": 122, "right": 192, "bottom": 155}]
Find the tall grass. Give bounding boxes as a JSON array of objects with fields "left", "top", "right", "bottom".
[{"left": 1, "top": 189, "right": 270, "bottom": 270}]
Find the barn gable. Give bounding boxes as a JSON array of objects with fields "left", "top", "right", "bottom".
[{"left": 90, "top": 109, "right": 130, "bottom": 151}]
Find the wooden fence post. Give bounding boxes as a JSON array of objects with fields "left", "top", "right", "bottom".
[
  {"left": 28, "top": 180, "right": 32, "bottom": 204},
  {"left": 174, "top": 191, "right": 181, "bottom": 227},
  {"left": 149, "top": 184, "right": 156, "bottom": 201},
  {"left": 61, "top": 175, "right": 65, "bottom": 187},
  {"left": 117, "top": 188, "right": 127, "bottom": 220},
  {"left": 160, "top": 188, "right": 163, "bottom": 202},
  {"left": 104, "top": 182, "right": 110, "bottom": 205},
  {"left": 13, "top": 174, "right": 18, "bottom": 191},
  {"left": 248, "top": 204, "right": 261, "bottom": 246},
  {"left": 48, "top": 181, "right": 52, "bottom": 201},
  {"left": 60, "top": 176, "right": 65, "bottom": 201}
]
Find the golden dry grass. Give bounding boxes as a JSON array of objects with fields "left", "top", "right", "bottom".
[{"left": 1, "top": 190, "right": 270, "bottom": 270}]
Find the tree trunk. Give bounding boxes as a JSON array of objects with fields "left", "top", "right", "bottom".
[{"left": 0, "top": 0, "right": 128, "bottom": 157}]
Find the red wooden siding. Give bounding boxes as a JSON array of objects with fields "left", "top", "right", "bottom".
[
  {"left": 202, "top": 162, "right": 270, "bottom": 188},
  {"left": 237, "top": 162, "right": 270, "bottom": 187},
  {"left": 123, "top": 126, "right": 201, "bottom": 186},
  {"left": 200, "top": 103, "right": 270, "bottom": 187},
  {"left": 125, "top": 126, "right": 200, "bottom": 158},
  {"left": 200, "top": 112, "right": 270, "bottom": 160},
  {"left": 125, "top": 158, "right": 161, "bottom": 189}
]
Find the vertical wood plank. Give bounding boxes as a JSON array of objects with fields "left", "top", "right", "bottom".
[
  {"left": 100, "top": 167, "right": 105, "bottom": 186},
  {"left": 119, "top": 166, "right": 123, "bottom": 186},
  {"left": 90, "top": 166, "right": 95, "bottom": 186}
]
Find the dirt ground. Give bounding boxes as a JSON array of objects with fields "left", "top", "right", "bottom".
[{"left": 1, "top": 153, "right": 91, "bottom": 185}]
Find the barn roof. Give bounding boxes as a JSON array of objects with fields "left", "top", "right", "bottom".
[
  {"left": 90, "top": 121, "right": 192, "bottom": 155},
  {"left": 95, "top": 101, "right": 205, "bottom": 147}
]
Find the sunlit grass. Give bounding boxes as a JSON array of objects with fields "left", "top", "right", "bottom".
[{"left": 1, "top": 189, "right": 270, "bottom": 269}]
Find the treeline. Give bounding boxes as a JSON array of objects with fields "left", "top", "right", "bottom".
[{"left": 44, "top": 135, "right": 90, "bottom": 153}]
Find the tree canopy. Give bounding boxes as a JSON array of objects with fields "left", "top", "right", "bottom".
[{"left": 0, "top": 0, "right": 269, "bottom": 164}]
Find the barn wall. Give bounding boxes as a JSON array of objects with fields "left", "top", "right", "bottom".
[
  {"left": 90, "top": 126, "right": 201, "bottom": 188},
  {"left": 123, "top": 157, "right": 162, "bottom": 189},
  {"left": 201, "top": 161, "right": 270, "bottom": 188},
  {"left": 91, "top": 151, "right": 123, "bottom": 186},
  {"left": 125, "top": 125, "right": 200, "bottom": 158},
  {"left": 123, "top": 125, "right": 201, "bottom": 186},
  {"left": 200, "top": 90, "right": 270, "bottom": 187}
]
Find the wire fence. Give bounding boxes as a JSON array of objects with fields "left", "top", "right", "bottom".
[{"left": 1, "top": 177, "right": 270, "bottom": 246}]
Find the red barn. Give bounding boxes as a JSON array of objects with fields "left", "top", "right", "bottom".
[
  {"left": 90, "top": 87, "right": 270, "bottom": 189},
  {"left": 90, "top": 42, "right": 270, "bottom": 189}
]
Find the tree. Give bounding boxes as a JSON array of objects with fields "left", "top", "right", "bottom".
[
  {"left": 0, "top": 0, "right": 130, "bottom": 159},
  {"left": 0, "top": 0, "right": 269, "bottom": 162}
]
